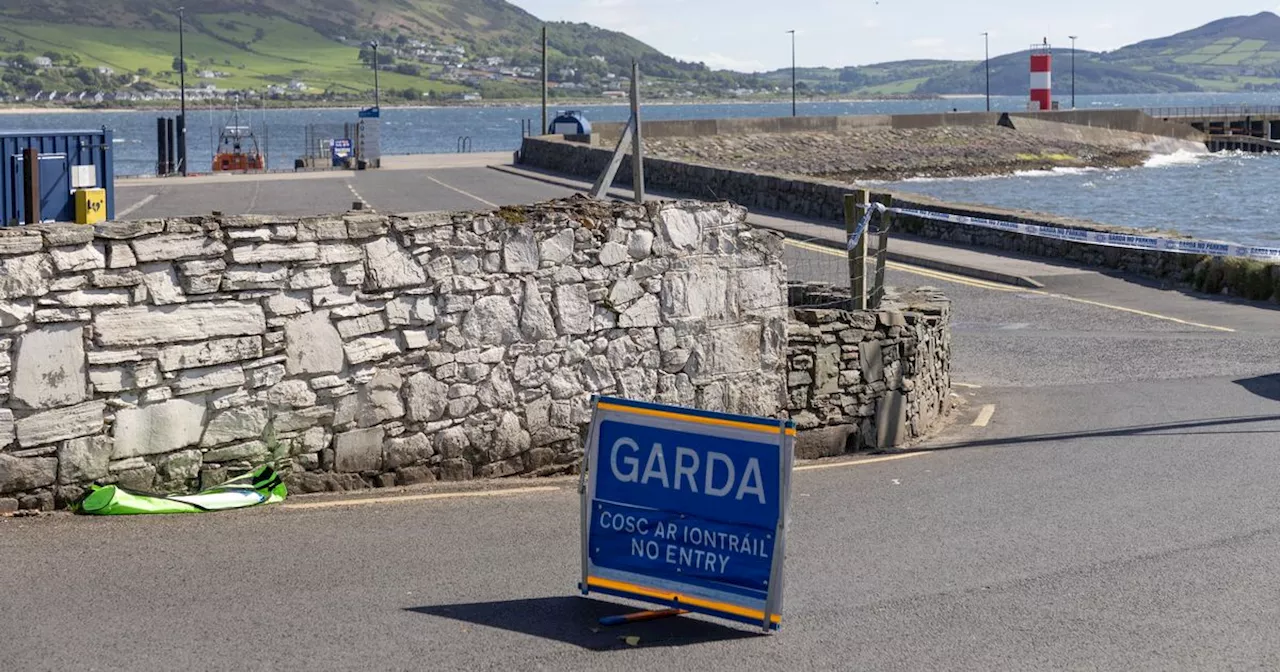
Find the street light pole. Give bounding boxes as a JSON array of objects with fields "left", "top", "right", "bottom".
[
  {"left": 178, "top": 6, "right": 187, "bottom": 176},
  {"left": 1069, "top": 35, "right": 1078, "bottom": 109},
  {"left": 370, "top": 41, "right": 380, "bottom": 111},
  {"left": 787, "top": 30, "right": 796, "bottom": 117},
  {"left": 982, "top": 32, "right": 990, "bottom": 112}
]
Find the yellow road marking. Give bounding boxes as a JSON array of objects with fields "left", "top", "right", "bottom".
[
  {"left": 794, "top": 452, "right": 928, "bottom": 472},
  {"left": 283, "top": 486, "right": 561, "bottom": 510},
  {"left": 784, "top": 240, "right": 1236, "bottom": 333},
  {"left": 972, "top": 404, "right": 997, "bottom": 427}
]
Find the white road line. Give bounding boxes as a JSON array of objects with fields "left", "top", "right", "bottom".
[
  {"left": 116, "top": 194, "right": 157, "bottom": 219},
  {"left": 345, "top": 182, "right": 376, "bottom": 213},
  {"left": 282, "top": 486, "right": 562, "bottom": 510},
  {"left": 953, "top": 382, "right": 983, "bottom": 389},
  {"left": 425, "top": 174, "right": 499, "bottom": 208},
  {"left": 972, "top": 404, "right": 997, "bottom": 427},
  {"left": 244, "top": 181, "right": 263, "bottom": 215},
  {"left": 794, "top": 452, "right": 928, "bottom": 472}
]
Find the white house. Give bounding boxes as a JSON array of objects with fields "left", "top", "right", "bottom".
[
  {"left": 96, "top": 66, "right": 114, "bottom": 75},
  {"left": 33, "top": 56, "right": 53, "bottom": 68}
]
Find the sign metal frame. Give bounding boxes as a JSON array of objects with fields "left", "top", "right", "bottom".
[{"left": 578, "top": 395, "right": 796, "bottom": 633}]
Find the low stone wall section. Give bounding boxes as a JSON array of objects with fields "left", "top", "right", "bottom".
[
  {"left": 519, "top": 136, "right": 1278, "bottom": 303},
  {"left": 784, "top": 284, "right": 951, "bottom": 458},
  {"left": 0, "top": 197, "right": 792, "bottom": 510}
]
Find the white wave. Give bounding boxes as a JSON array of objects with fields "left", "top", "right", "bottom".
[
  {"left": 1010, "top": 166, "right": 1102, "bottom": 178},
  {"left": 1143, "top": 149, "right": 1205, "bottom": 168}
]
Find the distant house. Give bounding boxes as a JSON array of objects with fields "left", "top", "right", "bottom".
[
  {"left": 198, "top": 70, "right": 217, "bottom": 79},
  {"left": 592, "top": 55, "right": 607, "bottom": 63},
  {"left": 485, "top": 56, "right": 504, "bottom": 67},
  {"left": 289, "top": 80, "right": 307, "bottom": 91},
  {"left": 602, "top": 90, "right": 626, "bottom": 98},
  {"left": 461, "top": 92, "right": 482, "bottom": 101},
  {"left": 96, "top": 66, "right": 114, "bottom": 75},
  {"left": 33, "top": 56, "right": 53, "bottom": 68}
]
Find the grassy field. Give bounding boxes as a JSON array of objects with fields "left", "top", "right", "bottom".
[{"left": 0, "top": 17, "right": 468, "bottom": 96}]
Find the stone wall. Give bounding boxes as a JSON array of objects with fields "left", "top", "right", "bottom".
[
  {"left": 520, "top": 136, "right": 1278, "bottom": 303},
  {"left": 784, "top": 284, "right": 951, "bottom": 458},
  {"left": 0, "top": 197, "right": 790, "bottom": 510},
  {"left": 588, "top": 109, "right": 1206, "bottom": 146}
]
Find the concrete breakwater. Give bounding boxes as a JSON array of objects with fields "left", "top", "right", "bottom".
[
  {"left": 643, "top": 125, "right": 1151, "bottom": 181},
  {"left": 0, "top": 198, "right": 954, "bottom": 510},
  {"left": 592, "top": 110, "right": 1207, "bottom": 180},
  {"left": 519, "top": 135, "right": 1278, "bottom": 303}
]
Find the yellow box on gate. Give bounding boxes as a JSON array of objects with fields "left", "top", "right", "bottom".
[{"left": 75, "top": 188, "right": 107, "bottom": 225}]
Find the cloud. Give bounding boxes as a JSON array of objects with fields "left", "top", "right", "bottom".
[{"left": 676, "top": 52, "right": 769, "bottom": 72}]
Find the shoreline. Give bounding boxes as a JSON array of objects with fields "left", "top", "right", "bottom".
[{"left": 0, "top": 94, "right": 945, "bottom": 116}]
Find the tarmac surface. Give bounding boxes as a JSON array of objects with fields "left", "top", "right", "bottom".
[{"left": 4, "top": 156, "right": 1279, "bottom": 670}]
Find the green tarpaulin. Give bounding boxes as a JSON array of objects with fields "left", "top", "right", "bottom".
[{"left": 75, "top": 465, "right": 287, "bottom": 515}]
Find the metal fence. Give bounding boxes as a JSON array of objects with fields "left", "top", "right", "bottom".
[
  {"left": 1144, "top": 105, "right": 1280, "bottom": 119},
  {"left": 783, "top": 190, "right": 893, "bottom": 310}
]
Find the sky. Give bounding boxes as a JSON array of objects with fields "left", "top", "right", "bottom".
[{"left": 512, "top": 0, "right": 1280, "bottom": 71}]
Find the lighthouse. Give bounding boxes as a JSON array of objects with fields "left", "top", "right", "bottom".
[{"left": 1029, "top": 39, "right": 1052, "bottom": 111}]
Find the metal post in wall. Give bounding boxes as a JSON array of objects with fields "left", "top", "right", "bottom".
[
  {"left": 870, "top": 193, "right": 893, "bottom": 309},
  {"left": 630, "top": 59, "right": 645, "bottom": 204},
  {"left": 846, "top": 190, "right": 870, "bottom": 310}
]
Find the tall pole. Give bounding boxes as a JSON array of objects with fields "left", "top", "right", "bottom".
[
  {"left": 630, "top": 59, "right": 644, "bottom": 204},
  {"left": 541, "top": 25, "right": 548, "bottom": 135},
  {"left": 1069, "top": 35, "right": 1078, "bottom": 109},
  {"left": 788, "top": 30, "right": 796, "bottom": 117},
  {"left": 371, "top": 41, "right": 380, "bottom": 111},
  {"left": 178, "top": 6, "right": 187, "bottom": 176},
  {"left": 982, "top": 32, "right": 990, "bottom": 111}
]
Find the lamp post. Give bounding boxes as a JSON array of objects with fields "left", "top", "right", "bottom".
[
  {"left": 1068, "top": 35, "right": 1078, "bottom": 109},
  {"left": 368, "top": 40, "right": 380, "bottom": 111},
  {"left": 787, "top": 30, "right": 796, "bottom": 117},
  {"left": 982, "top": 31, "right": 990, "bottom": 111},
  {"left": 177, "top": 6, "right": 187, "bottom": 176}
]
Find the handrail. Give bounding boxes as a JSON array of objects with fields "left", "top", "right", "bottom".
[{"left": 1144, "top": 105, "right": 1280, "bottom": 118}]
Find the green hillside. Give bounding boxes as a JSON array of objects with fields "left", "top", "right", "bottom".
[
  {"left": 0, "top": 0, "right": 718, "bottom": 101},
  {"left": 756, "top": 12, "right": 1280, "bottom": 96},
  {"left": 5, "top": 5, "right": 1280, "bottom": 103}
]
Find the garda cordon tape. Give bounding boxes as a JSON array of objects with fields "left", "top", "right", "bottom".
[{"left": 852, "top": 202, "right": 1280, "bottom": 262}]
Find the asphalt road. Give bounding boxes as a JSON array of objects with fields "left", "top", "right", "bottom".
[{"left": 4, "top": 162, "right": 1279, "bottom": 670}]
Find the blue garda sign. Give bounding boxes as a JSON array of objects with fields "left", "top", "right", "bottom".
[{"left": 579, "top": 396, "right": 796, "bottom": 631}]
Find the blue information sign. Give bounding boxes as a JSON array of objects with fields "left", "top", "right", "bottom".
[{"left": 579, "top": 396, "right": 796, "bottom": 631}]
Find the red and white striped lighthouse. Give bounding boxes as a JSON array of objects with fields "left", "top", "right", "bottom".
[{"left": 1029, "top": 40, "right": 1052, "bottom": 111}]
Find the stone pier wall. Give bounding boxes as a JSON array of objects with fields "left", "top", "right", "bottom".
[
  {"left": 0, "top": 197, "right": 790, "bottom": 511},
  {"left": 784, "top": 284, "right": 952, "bottom": 458}
]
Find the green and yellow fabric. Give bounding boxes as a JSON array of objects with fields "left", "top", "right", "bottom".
[{"left": 75, "top": 465, "right": 287, "bottom": 515}]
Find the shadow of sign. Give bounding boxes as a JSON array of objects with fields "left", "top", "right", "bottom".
[
  {"left": 406, "top": 596, "right": 761, "bottom": 651},
  {"left": 1235, "top": 374, "right": 1280, "bottom": 403}
]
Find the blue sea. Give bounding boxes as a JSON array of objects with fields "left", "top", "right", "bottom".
[{"left": 3, "top": 91, "right": 1280, "bottom": 244}]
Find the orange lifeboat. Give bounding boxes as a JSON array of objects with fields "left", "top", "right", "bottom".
[{"left": 212, "top": 124, "right": 264, "bottom": 172}]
